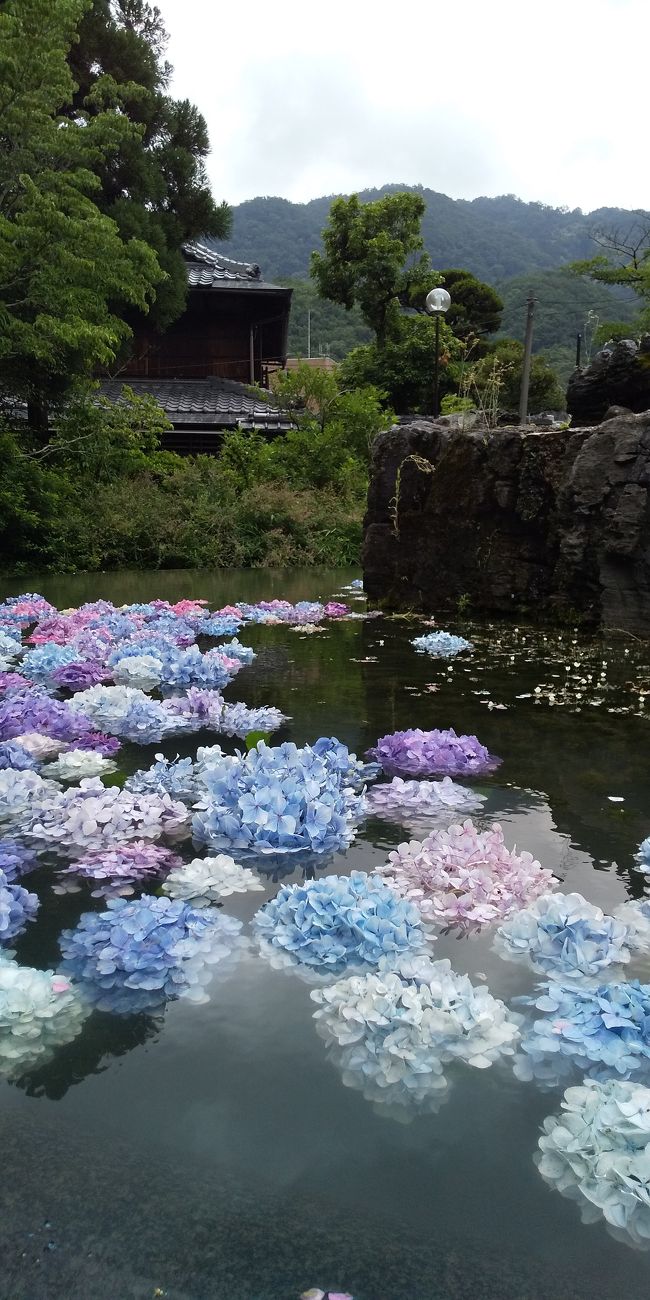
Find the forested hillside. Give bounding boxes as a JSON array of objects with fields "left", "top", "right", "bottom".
[{"left": 225, "top": 186, "right": 649, "bottom": 285}]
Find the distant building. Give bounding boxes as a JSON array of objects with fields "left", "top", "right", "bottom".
[{"left": 100, "top": 238, "right": 293, "bottom": 451}]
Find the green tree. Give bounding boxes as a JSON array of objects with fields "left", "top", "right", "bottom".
[
  {"left": 66, "top": 0, "right": 231, "bottom": 333},
  {"left": 311, "top": 193, "right": 437, "bottom": 345},
  {"left": 0, "top": 0, "right": 163, "bottom": 431},
  {"left": 340, "top": 316, "right": 459, "bottom": 414},
  {"left": 439, "top": 269, "right": 503, "bottom": 344},
  {"left": 468, "top": 338, "right": 565, "bottom": 413},
  {"left": 571, "top": 218, "right": 650, "bottom": 341}
]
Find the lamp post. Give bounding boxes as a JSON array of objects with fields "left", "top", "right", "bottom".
[{"left": 426, "top": 287, "right": 451, "bottom": 418}]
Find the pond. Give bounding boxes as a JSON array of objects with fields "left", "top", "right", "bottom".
[{"left": 2, "top": 567, "right": 650, "bottom": 1300}]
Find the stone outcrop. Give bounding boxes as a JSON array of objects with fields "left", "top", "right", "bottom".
[
  {"left": 362, "top": 409, "right": 650, "bottom": 633},
  {"left": 567, "top": 336, "right": 650, "bottom": 426}
]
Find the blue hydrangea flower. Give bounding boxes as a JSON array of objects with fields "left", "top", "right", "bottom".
[
  {"left": 495, "top": 892, "right": 632, "bottom": 980},
  {"left": 0, "top": 868, "right": 39, "bottom": 942},
  {"left": 59, "top": 896, "right": 243, "bottom": 1013},
  {"left": 635, "top": 838, "right": 650, "bottom": 872},
  {"left": 219, "top": 701, "right": 286, "bottom": 739},
  {"left": 515, "top": 978, "right": 650, "bottom": 1087},
  {"left": 253, "top": 871, "right": 429, "bottom": 974},
  {"left": 411, "top": 632, "right": 473, "bottom": 658},
  {"left": 125, "top": 754, "right": 198, "bottom": 803},
  {"left": 0, "top": 839, "right": 38, "bottom": 882},
  {"left": 21, "top": 643, "right": 79, "bottom": 683},
  {"left": 0, "top": 741, "right": 38, "bottom": 771},
  {"left": 193, "top": 739, "right": 365, "bottom": 855},
  {"left": 196, "top": 616, "right": 242, "bottom": 638}
]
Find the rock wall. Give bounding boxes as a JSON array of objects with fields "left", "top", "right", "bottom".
[
  {"left": 567, "top": 336, "right": 650, "bottom": 426},
  {"left": 362, "top": 409, "right": 650, "bottom": 633}
]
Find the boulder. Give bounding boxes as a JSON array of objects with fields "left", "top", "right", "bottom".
[
  {"left": 567, "top": 337, "right": 650, "bottom": 426},
  {"left": 363, "top": 409, "right": 650, "bottom": 633}
]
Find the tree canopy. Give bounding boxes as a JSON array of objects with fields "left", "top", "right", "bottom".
[
  {"left": 0, "top": 0, "right": 163, "bottom": 428},
  {"left": 311, "top": 192, "right": 437, "bottom": 345},
  {"left": 65, "top": 0, "right": 231, "bottom": 332}
]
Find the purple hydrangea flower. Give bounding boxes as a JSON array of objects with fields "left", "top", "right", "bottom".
[{"left": 367, "top": 728, "right": 501, "bottom": 778}]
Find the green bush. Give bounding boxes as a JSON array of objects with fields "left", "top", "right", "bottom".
[{"left": 0, "top": 373, "right": 385, "bottom": 574}]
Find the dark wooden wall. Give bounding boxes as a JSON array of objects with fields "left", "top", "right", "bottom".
[{"left": 124, "top": 290, "right": 291, "bottom": 384}]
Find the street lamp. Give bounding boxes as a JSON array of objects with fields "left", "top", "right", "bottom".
[{"left": 426, "top": 287, "right": 451, "bottom": 418}]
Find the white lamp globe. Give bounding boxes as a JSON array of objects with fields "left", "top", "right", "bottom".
[{"left": 426, "top": 287, "right": 451, "bottom": 316}]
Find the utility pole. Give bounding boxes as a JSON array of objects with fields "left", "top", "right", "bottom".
[
  {"left": 307, "top": 309, "right": 311, "bottom": 360},
  {"left": 518, "top": 289, "right": 535, "bottom": 424}
]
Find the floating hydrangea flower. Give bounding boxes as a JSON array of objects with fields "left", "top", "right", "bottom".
[
  {"left": 0, "top": 672, "right": 29, "bottom": 694},
  {"left": 411, "top": 632, "right": 473, "bottom": 658},
  {"left": 125, "top": 754, "right": 198, "bottom": 803},
  {"left": 615, "top": 900, "right": 650, "bottom": 952},
  {"left": 0, "top": 690, "right": 108, "bottom": 748},
  {"left": 495, "top": 892, "right": 632, "bottom": 981},
  {"left": 222, "top": 639, "right": 255, "bottom": 665},
  {"left": 13, "top": 732, "right": 67, "bottom": 761},
  {"left": 193, "top": 740, "right": 365, "bottom": 856},
  {"left": 219, "top": 700, "right": 286, "bottom": 739},
  {"left": 59, "top": 896, "right": 244, "bottom": 1013},
  {"left": 71, "top": 685, "right": 194, "bottom": 744},
  {"left": 0, "top": 839, "right": 38, "bottom": 882},
  {"left": 164, "top": 688, "right": 225, "bottom": 732},
  {"left": 365, "top": 775, "right": 486, "bottom": 827},
  {"left": 0, "top": 958, "right": 87, "bottom": 1079},
  {"left": 0, "top": 768, "right": 60, "bottom": 825},
  {"left": 0, "top": 741, "right": 38, "bottom": 772},
  {"left": 196, "top": 615, "right": 242, "bottom": 638},
  {"left": 313, "top": 954, "right": 519, "bottom": 1113},
  {"left": 21, "top": 643, "right": 79, "bottom": 682},
  {"left": 42, "top": 748, "right": 117, "bottom": 782},
  {"left": 50, "top": 661, "right": 112, "bottom": 692},
  {"left": 0, "top": 632, "right": 22, "bottom": 661},
  {"left": 162, "top": 855, "right": 265, "bottom": 906},
  {"left": 110, "top": 653, "right": 165, "bottom": 687},
  {"left": 26, "top": 777, "right": 190, "bottom": 854},
  {"left": 56, "top": 841, "right": 184, "bottom": 898},
  {"left": 0, "top": 869, "right": 39, "bottom": 942},
  {"left": 536, "top": 1079, "right": 650, "bottom": 1248},
  {"left": 253, "top": 872, "right": 429, "bottom": 974},
  {"left": 367, "top": 728, "right": 501, "bottom": 778},
  {"left": 379, "top": 820, "right": 554, "bottom": 930},
  {"left": 311, "top": 736, "right": 380, "bottom": 790},
  {"left": 514, "top": 978, "right": 650, "bottom": 1087},
  {"left": 635, "top": 838, "right": 650, "bottom": 873}
]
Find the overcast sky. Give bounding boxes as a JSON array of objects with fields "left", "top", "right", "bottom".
[{"left": 157, "top": 0, "right": 648, "bottom": 213}]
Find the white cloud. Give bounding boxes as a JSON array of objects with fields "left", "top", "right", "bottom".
[{"left": 157, "top": 0, "right": 650, "bottom": 211}]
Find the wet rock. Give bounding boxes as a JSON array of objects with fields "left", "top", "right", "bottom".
[{"left": 363, "top": 409, "right": 650, "bottom": 634}]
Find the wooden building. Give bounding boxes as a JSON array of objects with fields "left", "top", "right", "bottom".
[{"left": 99, "top": 239, "right": 293, "bottom": 450}]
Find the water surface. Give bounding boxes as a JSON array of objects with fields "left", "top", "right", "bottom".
[{"left": 2, "top": 568, "right": 650, "bottom": 1300}]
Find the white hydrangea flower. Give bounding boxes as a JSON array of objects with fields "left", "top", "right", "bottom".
[
  {"left": 537, "top": 1079, "right": 650, "bottom": 1249},
  {"left": 43, "top": 749, "right": 117, "bottom": 782},
  {"left": 311, "top": 954, "right": 519, "bottom": 1121},
  {"left": 14, "top": 732, "right": 68, "bottom": 760},
  {"left": 26, "top": 776, "right": 190, "bottom": 853},
  {"left": 162, "top": 855, "right": 265, "bottom": 906},
  {"left": 0, "top": 957, "right": 88, "bottom": 1079},
  {"left": 110, "top": 654, "right": 164, "bottom": 687},
  {"left": 0, "top": 768, "right": 60, "bottom": 824}
]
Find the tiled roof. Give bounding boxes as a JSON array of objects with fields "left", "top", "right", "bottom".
[
  {"left": 99, "top": 378, "right": 293, "bottom": 430},
  {"left": 182, "top": 237, "right": 287, "bottom": 292}
]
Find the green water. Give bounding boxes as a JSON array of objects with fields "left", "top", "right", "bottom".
[{"left": 1, "top": 568, "right": 650, "bottom": 1300}]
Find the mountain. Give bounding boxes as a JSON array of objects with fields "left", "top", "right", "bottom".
[{"left": 223, "top": 185, "right": 648, "bottom": 287}]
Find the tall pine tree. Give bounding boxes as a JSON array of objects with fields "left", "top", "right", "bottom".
[{"left": 67, "top": 1, "right": 231, "bottom": 332}]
